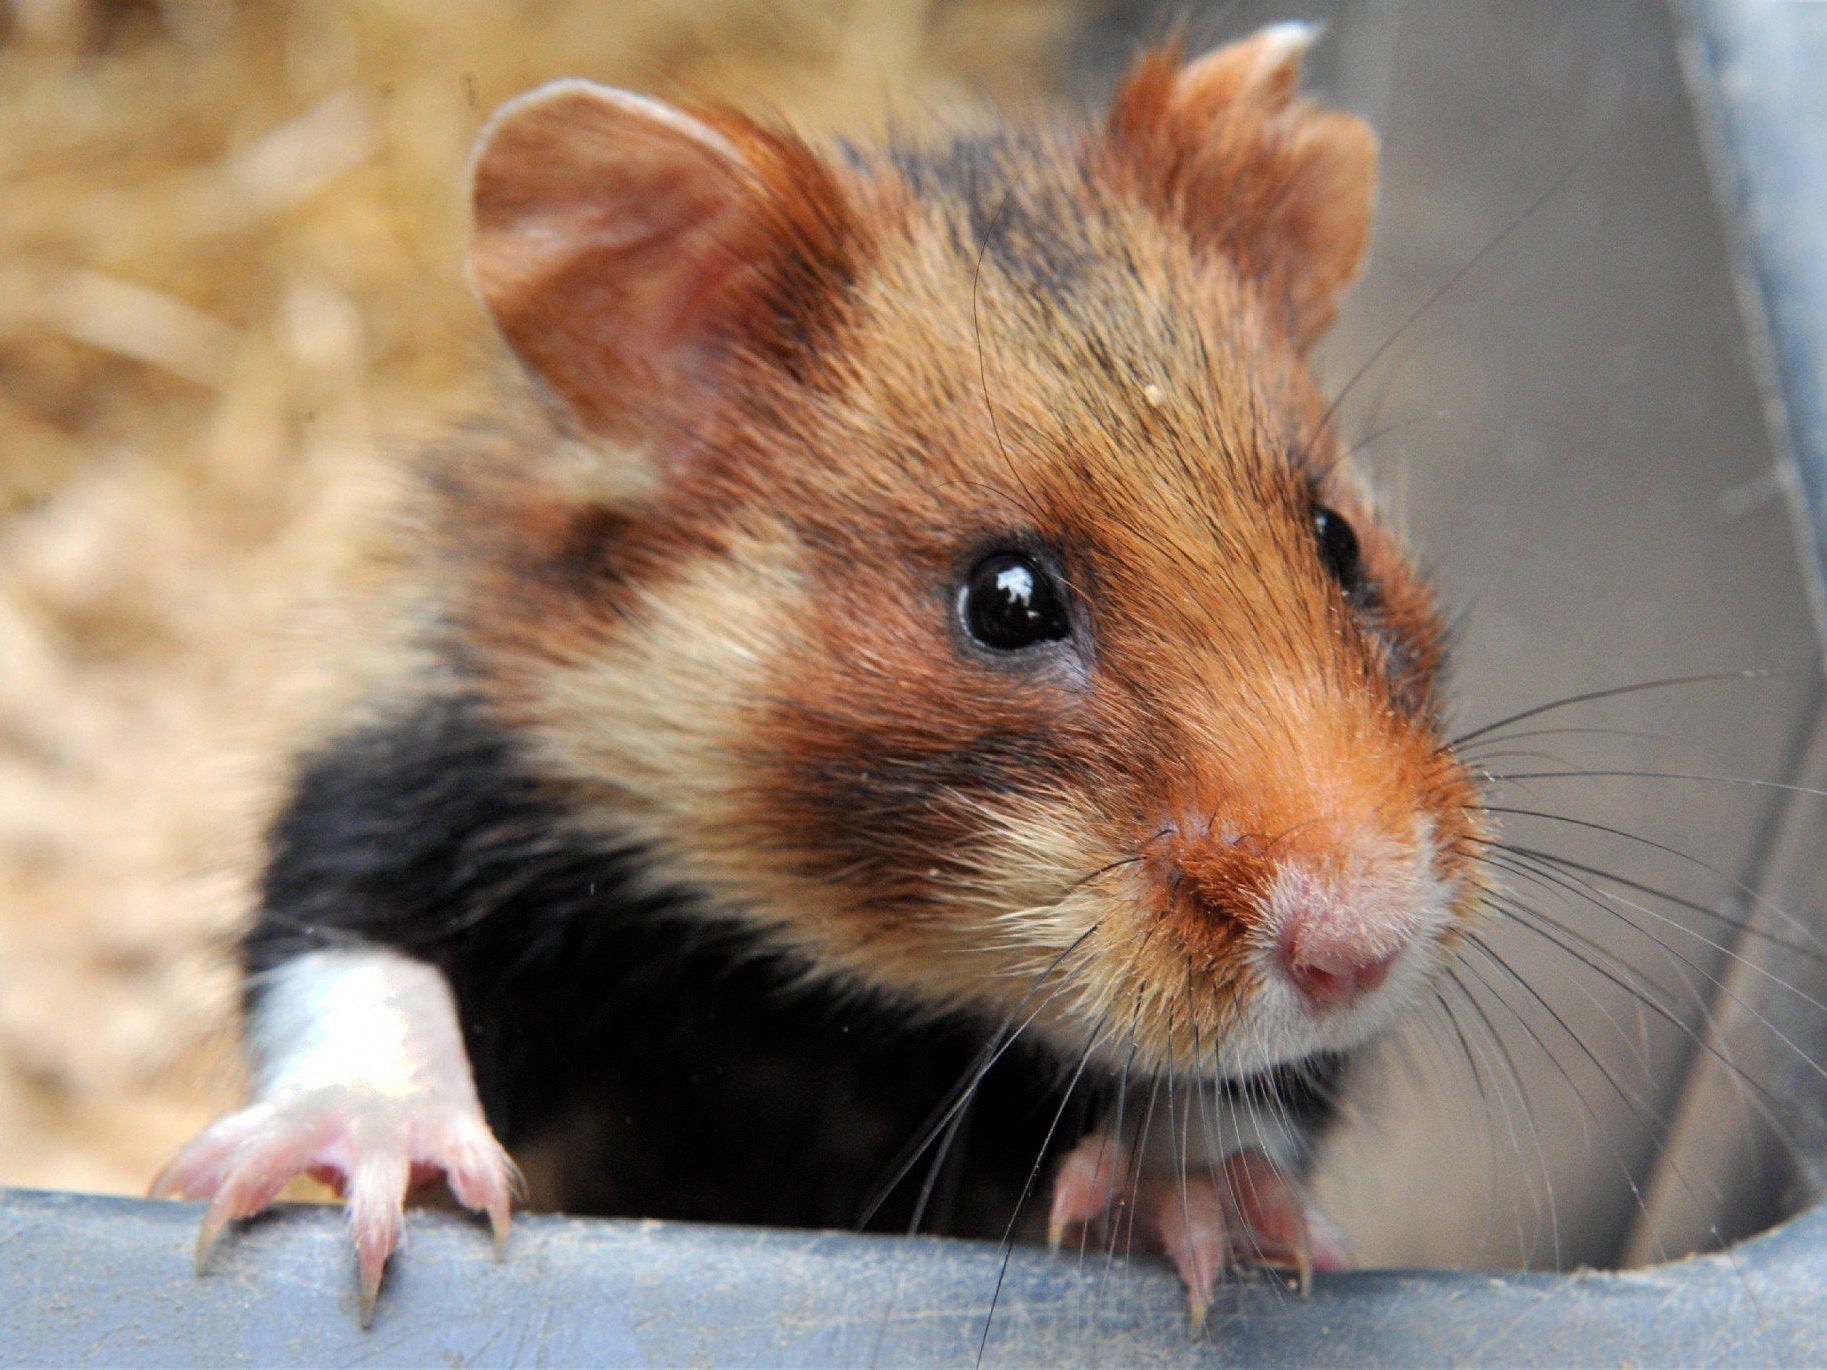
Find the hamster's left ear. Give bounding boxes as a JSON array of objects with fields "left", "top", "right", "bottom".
[
  {"left": 1105, "top": 25, "right": 1378, "bottom": 349},
  {"left": 469, "top": 81, "right": 866, "bottom": 439}
]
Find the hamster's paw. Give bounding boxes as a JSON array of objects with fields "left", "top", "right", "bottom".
[
  {"left": 151, "top": 1088, "right": 519, "bottom": 1323},
  {"left": 1047, "top": 1133, "right": 1347, "bottom": 1329}
]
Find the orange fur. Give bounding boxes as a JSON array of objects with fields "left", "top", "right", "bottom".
[{"left": 432, "top": 35, "right": 1487, "bottom": 1079}]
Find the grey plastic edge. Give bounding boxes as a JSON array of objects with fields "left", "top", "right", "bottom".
[{"left": 2, "top": 1186, "right": 1825, "bottom": 1368}]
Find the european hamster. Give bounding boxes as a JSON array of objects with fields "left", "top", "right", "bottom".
[{"left": 153, "top": 24, "right": 1486, "bottom": 1326}]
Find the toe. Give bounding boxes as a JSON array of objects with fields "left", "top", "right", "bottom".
[
  {"left": 409, "top": 1115, "right": 519, "bottom": 1246},
  {"left": 193, "top": 1123, "right": 338, "bottom": 1273},
  {"left": 347, "top": 1147, "right": 412, "bottom": 1325},
  {"left": 155, "top": 1093, "right": 518, "bottom": 1322},
  {"left": 1138, "top": 1172, "right": 1227, "bottom": 1330},
  {"left": 150, "top": 1106, "right": 275, "bottom": 1201},
  {"left": 1048, "top": 1133, "right": 1134, "bottom": 1250},
  {"left": 1218, "top": 1149, "right": 1349, "bottom": 1288},
  {"left": 432, "top": 1122, "right": 520, "bottom": 1257}
]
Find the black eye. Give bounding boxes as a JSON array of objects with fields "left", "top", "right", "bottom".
[
  {"left": 961, "top": 552, "right": 1071, "bottom": 650},
  {"left": 1313, "top": 505, "right": 1364, "bottom": 596}
]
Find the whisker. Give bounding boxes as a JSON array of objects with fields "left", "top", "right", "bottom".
[
  {"left": 976, "top": 1022, "right": 1109, "bottom": 1367},
  {"left": 1462, "top": 913, "right": 1768, "bottom": 1276},
  {"left": 1457, "top": 724, "right": 1686, "bottom": 755},
  {"left": 1485, "top": 767, "right": 1827, "bottom": 800},
  {"left": 1482, "top": 849, "right": 1827, "bottom": 1099},
  {"left": 1123, "top": 1071, "right": 1166, "bottom": 1270},
  {"left": 1498, "top": 838, "right": 1827, "bottom": 976},
  {"left": 906, "top": 1090, "right": 973, "bottom": 1242},
  {"left": 1434, "top": 974, "right": 1555, "bottom": 1263},
  {"left": 1161, "top": 1016, "right": 1197, "bottom": 1311},
  {"left": 1477, "top": 891, "right": 1804, "bottom": 1128},
  {"left": 1456, "top": 932, "right": 1679, "bottom": 1264},
  {"left": 1339, "top": 407, "right": 1448, "bottom": 466},
  {"left": 1478, "top": 866, "right": 1688, "bottom": 1080},
  {"left": 1082, "top": 1030, "right": 1142, "bottom": 1285},
  {"left": 1099, "top": 990, "right": 1150, "bottom": 1295},
  {"left": 1465, "top": 806, "right": 1827, "bottom": 961},
  {"left": 1447, "top": 669, "right": 1783, "bottom": 751}
]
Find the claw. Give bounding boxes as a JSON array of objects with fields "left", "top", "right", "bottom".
[
  {"left": 488, "top": 1196, "right": 512, "bottom": 1258},
  {"left": 434, "top": 1121, "right": 520, "bottom": 1260},
  {"left": 1217, "top": 1149, "right": 1348, "bottom": 1284},
  {"left": 348, "top": 1148, "right": 410, "bottom": 1326},
  {"left": 353, "top": 1205, "right": 401, "bottom": 1327},
  {"left": 1188, "top": 1287, "right": 1212, "bottom": 1335},
  {"left": 195, "top": 1210, "right": 227, "bottom": 1276},
  {"left": 358, "top": 1253, "right": 385, "bottom": 1328}
]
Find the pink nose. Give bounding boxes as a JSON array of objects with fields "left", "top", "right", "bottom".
[{"left": 1280, "top": 941, "right": 1399, "bottom": 1008}]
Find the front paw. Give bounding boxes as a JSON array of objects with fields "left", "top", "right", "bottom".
[
  {"left": 1048, "top": 1133, "right": 1348, "bottom": 1328},
  {"left": 151, "top": 1087, "right": 520, "bottom": 1322}
]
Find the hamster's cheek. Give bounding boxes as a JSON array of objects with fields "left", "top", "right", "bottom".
[{"left": 749, "top": 636, "right": 1102, "bottom": 914}]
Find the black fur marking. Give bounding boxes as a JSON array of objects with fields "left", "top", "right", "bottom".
[
  {"left": 247, "top": 692, "right": 1342, "bottom": 1232},
  {"left": 887, "top": 132, "right": 1100, "bottom": 299},
  {"left": 540, "top": 504, "right": 634, "bottom": 590}
]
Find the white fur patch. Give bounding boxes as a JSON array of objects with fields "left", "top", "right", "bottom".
[{"left": 252, "top": 948, "right": 484, "bottom": 1108}]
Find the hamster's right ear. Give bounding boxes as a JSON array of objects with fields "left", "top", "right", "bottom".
[
  {"left": 1104, "top": 27, "right": 1377, "bottom": 349},
  {"left": 470, "top": 81, "right": 864, "bottom": 438}
]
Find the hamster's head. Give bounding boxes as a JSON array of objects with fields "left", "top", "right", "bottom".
[{"left": 460, "top": 26, "right": 1487, "bottom": 1081}]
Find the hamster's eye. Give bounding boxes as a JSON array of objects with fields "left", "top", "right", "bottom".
[
  {"left": 1313, "top": 505, "right": 1364, "bottom": 596},
  {"left": 961, "top": 552, "right": 1070, "bottom": 650}
]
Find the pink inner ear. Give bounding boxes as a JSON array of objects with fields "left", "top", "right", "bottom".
[{"left": 469, "top": 83, "right": 760, "bottom": 435}]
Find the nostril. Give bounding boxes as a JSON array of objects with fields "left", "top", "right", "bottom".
[
  {"left": 1291, "top": 959, "right": 1349, "bottom": 1003},
  {"left": 1353, "top": 951, "right": 1395, "bottom": 994},
  {"left": 1281, "top": 942, "right": 1399, "bottom": 1007}
]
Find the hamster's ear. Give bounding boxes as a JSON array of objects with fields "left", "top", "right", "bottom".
[
  {"left": 470, "top": 81, "right": 862, "bottom": 437},
  {"left": 1105, "top": 26, "right": 1377, "bottom": 348}
]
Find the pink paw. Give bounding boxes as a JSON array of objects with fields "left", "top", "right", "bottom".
[
  {"left": 151, "top": 1088, "right": 520, "bottom": 1323},
  {"left": 1048, "top": 1133, "right": 1348, "bottom": 1328}
]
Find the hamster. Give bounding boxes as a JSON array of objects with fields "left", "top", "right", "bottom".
[{"left": 153, "top": 24, "right": 1486, "bottom": 1327}]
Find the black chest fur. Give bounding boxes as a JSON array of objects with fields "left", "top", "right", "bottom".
[{"left": 247, "top": 693, "right": 1079, "bottom": 1236}]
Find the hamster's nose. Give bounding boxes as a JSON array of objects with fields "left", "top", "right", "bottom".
[{"left": 1278, "top": 936, "right": 1399, "bottom": 1008}]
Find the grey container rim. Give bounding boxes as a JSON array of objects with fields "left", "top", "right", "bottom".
[{"left": 3, "top": 1185, "right": 1825, "bottom": 1367}]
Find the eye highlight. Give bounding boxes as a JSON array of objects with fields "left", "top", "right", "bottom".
[
  {"left": 960, "top": 552, "right": 1071, "bottom": 651},
  {"left": 1313, "top": 505, "right": 1365, "bottom": 597}
]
